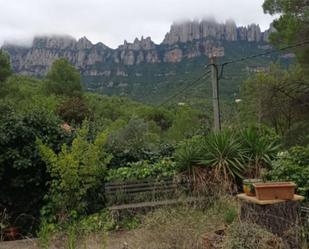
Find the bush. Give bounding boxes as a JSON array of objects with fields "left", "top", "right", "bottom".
[
  {"left": 240, "top": 126, "right": 280, "bottom": 178},
  {"left": 106, "top": 118, "right": 160, "bottom": 167},
  {"left": 0, "top": 109, "right": 72, "bottom": 230},
  {"left": 200, "top": 130, "right": 247, "bottom": 184},
  {"left": 267, "top": 145, "right": 309, "bottom": 199},
  {"left": 106, "top": 158, "right": 177, "bottom": 182},
  {"left": 174, "top": 135, "right": 204, "bottom": 172},
  {"left": 39, "top": 122, "right": 112, "bottom": 223},
  {"left": 57, "top": 96, "right": 91, "bottom": 124}
]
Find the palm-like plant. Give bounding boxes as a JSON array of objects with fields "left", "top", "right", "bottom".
[
  {"left": 199, "top": 130, "right": 247, "bottom": 185},
  {"left": 241, "top": 127, "right": 280, "bottom": 178},
  {"left": 174, "top": 136, "right": 203, "bottom": 173}
]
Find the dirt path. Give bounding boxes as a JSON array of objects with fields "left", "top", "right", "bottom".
[{"left": 0, "top": 231, "right": 134, "bottom": 249}]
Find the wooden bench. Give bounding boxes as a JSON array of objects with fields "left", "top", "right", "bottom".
[{"left": 104, "top": 177, "right": 201, "bottom": 211}]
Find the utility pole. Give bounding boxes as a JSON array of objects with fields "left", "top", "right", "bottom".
[
  {"left": 208, "top": 46, "right": 224, "bottom": 131},
  {"left": 210, "top": 56, "right": 221, "bottom": 131}
]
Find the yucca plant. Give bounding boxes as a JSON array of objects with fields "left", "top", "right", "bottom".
[
  {"left": 174, "top": 136, "right": 204, "bottom": 174},
  {"left": 199, "top": 130, "right": 247, "bottom": 187},
  {"left": 241, "top": 127, "right": 280, "bottom": 178},
  {"left": 174, "top": 136, "right": 207, "bottom": 191}
]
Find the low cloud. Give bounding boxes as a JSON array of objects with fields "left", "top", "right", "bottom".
[{"left": 0, "top": 0, "right": 276, "bottom": 48}]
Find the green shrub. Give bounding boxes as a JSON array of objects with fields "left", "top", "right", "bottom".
[
  {"left": 106, "top": 158, "right": 177, "bottom": 182},
  {"left": 106, "top": 118, "right": 160, "bottom": 167},
  {"left": 240, "top": 126, "right": 280, "bottom": 177},
  {"left": 267, "top": 145, "right": 309, "bottom": 199},
  {"left": 38, "top": 122, "right": 112, "bottom": 223},
  {"left": 200, "top": 130, "right": 247, "bottom": 183},
  {"left": 0, "top": 109, "right": 72, "bottom": 232},
  {"left": 174, "top": 135, "right": 204, "bottom": 172},
  {"left": 223, "top": 207, "right": 238, "bottom": 225}
]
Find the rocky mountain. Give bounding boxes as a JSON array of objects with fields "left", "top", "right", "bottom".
[
  {"left": 3, "top": 20, "right": 271, "bottom": 76},
  {"left": 2, "top": 19, "right": 284, "bottom": 103}
]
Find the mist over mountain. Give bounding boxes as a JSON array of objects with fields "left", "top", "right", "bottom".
[{"left": 2, "top": 19, "right": 283, "bottom": 103}]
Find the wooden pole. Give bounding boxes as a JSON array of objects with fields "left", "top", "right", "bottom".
[{"left": 210, "top": 57, "right": 221, "bottom": 131}]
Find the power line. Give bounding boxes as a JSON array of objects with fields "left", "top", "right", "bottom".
[
  {"left": 212, "top": 39, "right": 309, "bottom": 80},
  {"left": 221, "top": 39, "right": 309, "bottom": 66},
  {"left": 157, "top": 70, "right": 211, "bottom": 107}
]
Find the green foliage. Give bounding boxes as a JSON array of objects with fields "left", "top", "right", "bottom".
[
  {"left": 241, "top": 126, "right": 280, "bottom": 177},
  {"left": 106, "top": 118, "right": 160, "bottom": 167},
  {"left": 38, "top": 122, "right": 111, "bottom": 223},
  {"left": 263, "top": 0, "right": 309, "bottom": 66},
  {"left": 200, "top": 130, "right": 247, "bottom": 181},
  {"left": 267, "top": 145, "right": 309, "bottom": 199},
  {"left": 37, "top": 219, "right": 57, "bottom": 249},
  {"left": 174, "top": 136, "right": 204, "bottom": 172},
  {"left": 223, "top": 207, "right": 238, "bottom": 225},
  {"left": 282, "top": 121, "right": 309, "bottom": 147},
  {"left": 0, "top": 109, "right": 71, "bottom": 225},
  {"left": 139, "top": 107, "right": 173, "bottom": 132},
  {"left": 38, "top": 211, "right": 114, "bottom": 248},
  {"left": 77, "top": 210, "right": 115, "bottom": 233},
  {"left": 0, "top": 75, "right": 61, "bottom": 114},
  {"left": 240, "top": 64, "right": 309, "bottom": 135},
  {"left": 166, "top": 106, "right": 203, "bottom": 141},
  {"left": 45, "top": 58, "right": 82, "bottom": 97},
  {"left": 106, "top": 158, "right": 176, "bottom": 182},
  {"left": 57, "top": 96, "right": 91, "bottom": 124},
  {"left": 0, "top": 50, "right": 11, "bottom": 82}
]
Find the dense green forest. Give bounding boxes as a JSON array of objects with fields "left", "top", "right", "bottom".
[{"left": 0, "top": 0, "right": 309, "bottom": 247}]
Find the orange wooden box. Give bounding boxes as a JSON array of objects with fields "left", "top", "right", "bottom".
[{"left": 253, "top": 182, "right": 296, "bottom": 200}]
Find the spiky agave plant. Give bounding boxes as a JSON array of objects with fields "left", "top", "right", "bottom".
[
  {"left": 241, "top": 127, "right": 280, "bottom": 178},
  {"left": 199, "top": 130, "right": 247, "bottom": 188}
]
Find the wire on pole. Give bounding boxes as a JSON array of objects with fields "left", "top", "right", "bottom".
[{"left": 157, "top": 70, "right": 211, "bottom": 107}]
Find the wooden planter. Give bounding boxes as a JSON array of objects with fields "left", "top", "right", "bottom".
[{"left": 253, "top": 182, "right": 296, "bottom": 200}]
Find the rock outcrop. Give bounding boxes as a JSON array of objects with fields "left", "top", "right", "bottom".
[
  {"left": 163, "top": 19, "right": 264, "bottom": 44},
  {"left": 2, "top": 19, "right": 274, "bottom": 77}
]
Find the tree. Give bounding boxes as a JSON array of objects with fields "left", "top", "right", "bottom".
[
  {"left": 240, "top": 64, "right": 309, "bottom": 138},
  {"left": 263, "top": 0, "right": 309, "bottom": 66},
  {"left": 0, "top": 109, "right": 72, "bottom": 226},
  {"left": 45, "top": 58, "right": 82, "bottom": 96},
  {"left": 0, "top": 50, "right": 12, "bottom": 82},
  {"left": 57, "top": 96, "right": 91, "bottom": 124}
]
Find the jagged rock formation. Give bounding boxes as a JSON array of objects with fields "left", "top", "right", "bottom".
[
  {"left": 2, "top": 19, "right": 273, "bottom": 77},
  {"left": 162, "top": 19, "right": 264, "bottom": 44}
]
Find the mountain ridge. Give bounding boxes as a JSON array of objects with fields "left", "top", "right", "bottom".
[
  {"left": 2, "top": 19, "right": 284, "bottom": 104},
  {"left": 2, "top": 19, "right": 275, "bottom": 77}
]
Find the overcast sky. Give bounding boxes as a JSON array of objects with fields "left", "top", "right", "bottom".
[{"left": 0, "top": 0, "right": 276, "bottom": 48}]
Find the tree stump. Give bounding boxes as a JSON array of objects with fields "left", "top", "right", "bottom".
[{"left": 237, "top": 194, "right": 304, "bottom": 249}]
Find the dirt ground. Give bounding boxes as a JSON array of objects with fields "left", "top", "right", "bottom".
[{"left": 0, "top": 231, "right": 134, "bottom": 249}]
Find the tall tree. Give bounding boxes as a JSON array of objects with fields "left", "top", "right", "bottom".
[
  {"left": 0, "top": 49, "right": 12, "bottom": 82},
  {"left": 45, "top": 58, "right": 82, "bottom": 96},
  {"left": 240, "top": 64, "right": 309, "bottom": 144},
  {"left": 263, "top": 0, "right": 309, "bottom": 66}
]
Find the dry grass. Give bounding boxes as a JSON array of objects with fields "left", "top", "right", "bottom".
[
  {"left": 127, "top": 196, "right": 238, "bottom": 249},
  {"left": 222, "top": 221, "right": 284, "bottom": 249}
]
